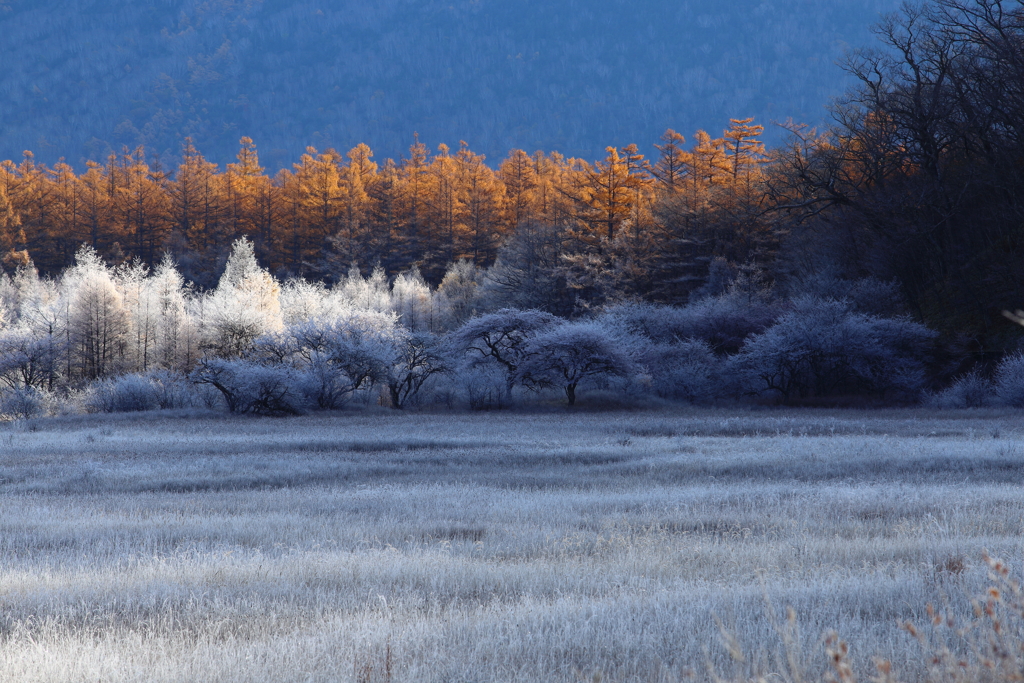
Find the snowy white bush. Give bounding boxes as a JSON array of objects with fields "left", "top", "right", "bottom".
[
  {"left": 995, "top": 353, "right": 1024, "bottom": 407},
  {"left": 146, "top": 369, "right": 202, "bottom": 410},
  {"left": 730, "top": 296, "right": 936, "bottom": 402},
  {"left": 84, "top": 374, "right": 162, "bottom": 413},
  {"left": 926, "top": 371, "right": 995, "bottom": 409},
  {"left": 0, "top": 385, "right": 48, "bottom": 419},
  {"left": 517, "top": 320, "right": 635, "bottom": 406}
]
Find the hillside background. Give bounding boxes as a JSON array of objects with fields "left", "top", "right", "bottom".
[{"left": 0, "top": 0, "right": 900, "bottom": 169}]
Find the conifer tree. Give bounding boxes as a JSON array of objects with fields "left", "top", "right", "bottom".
[
  {"left": 50, "top": 162, "right": 82, "bottom": 264},
  {"left": 0, "top": 181, "right": 24, "bottom": 268},
  {"left": 332, "top": 143, "right": 377, "bottom": 269},
  {"left": 652, "top": 129, "right": 687, "bottom": 192},
  {"left": 78, "top": 161, "right": 114, "bottom": 255},
  {"left": 225, "top": 137, "right": 266, "bottom": 245},
  {"left": 497, "top": 149, "right": 538, "bottom": 231},
  {"left": 67, "top": 246, "right": 130, "bottom": 379},
  {"left": 114, "top": 147, "right": 170, "bottom": 265},
  {"left": 364, "top": 159, "right": 403, "bottom": 273},
  {"left": 203, "top": 237, "right": 282, "bottom": 357},
  {"left": 456, "top": 142, "right": 505, "bottom": 265}
]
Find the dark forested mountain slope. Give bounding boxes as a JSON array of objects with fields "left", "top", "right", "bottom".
[{"left": 0, "top": 0, "right": 899, "bottom": 168}]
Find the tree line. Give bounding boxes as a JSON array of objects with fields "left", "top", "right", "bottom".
[
  {"left": 0, "top": 119, "right": 773, "bottom": 304},
  {"left": 1, "top": 0, "right": 1023, "bottom": 369}
]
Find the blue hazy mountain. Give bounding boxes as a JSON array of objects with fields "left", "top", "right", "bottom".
[{"left": 0, "top": 0, "right": 900, "bottom": 169}]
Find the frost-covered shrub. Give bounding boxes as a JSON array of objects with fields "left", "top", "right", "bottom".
[
  {"left": 191, "top": 359, "right": 303, "bottom": 415},
  {"left": 730, "top": 296, "right": 936, "bottom": 402},
  {"left": 146, "top": 369, "right": 201, "bottom": 409},
  {"left": 518, "top": 320, "right": 635, "bottom": 406},
  {"left": 84, "top": 374, "right": 161, "bottom": 413},
  {"left": 995, "top": 353, "right": 1024, "bottom": 407},
  {"left": 926, "top": 371, "right": 995, "bottom": 408},
  {"left": 0, "top": 330, "right": 63, "bottom": 391},
  {"left": 249, "top": 309, "right": 419, "bottom": 410},
  {"left": 0, "top": 386, "right": 48, "bottom": 419},
  {"left": 600, "top": 294, "right": 780, "bottom": 354},
  {"left": 457, "top": 363, "right": 510, "bottom": 410},
  {"left": 791, "top": 272, "right": 906, "bottom": 317},
  {"left": 639, "top": 338, "right": 720, "bottom": 403},
  {"left": 84, "top": 369, "right": 208, "bottom": 413},
  {"left": 294, "top": 357, "right": 362, "bottom": 410}
]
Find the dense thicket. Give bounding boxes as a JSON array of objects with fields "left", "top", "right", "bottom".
[
  {"left": 773, "top": 0, "right": 1024, "bottom": 358},
  {"left": 0, "top": 0, "right": 898, "bottom": 167}
]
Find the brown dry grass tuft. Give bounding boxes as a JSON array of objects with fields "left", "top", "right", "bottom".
[{"left": 725, "top": 554, "right": 1024, "bottom": 683}]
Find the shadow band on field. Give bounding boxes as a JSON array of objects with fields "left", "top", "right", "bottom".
[{"left": 26, "top": 448, "right": 1024, "bottom": 496}]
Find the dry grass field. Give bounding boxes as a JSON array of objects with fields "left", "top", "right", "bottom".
[{"left": 0, "top": 407, "right": 1023, "bottom": 682}]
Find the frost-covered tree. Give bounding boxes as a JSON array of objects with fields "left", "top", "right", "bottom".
[
  {"left": 5, "top": 263, "right": 66, "bottom": 389},
  {"left": 203, "top": 237, "right": 283, "bottom": 357},
  {"left": 115, "top": 259, "right": 158, "bottom": 372},
  {"left": 250, "top": 309, "right": 404, "bottom": 409},
  {"left": 386, "top": 332, "right": 450, "bottom": 409},
  {"left": 730, "top": 296, "right": 935, "bottom": 402},
  {"left": 279, "top": 278, "right": 330, "bottom": 325},
  {"left": 480, "top": 221, "right": 570, "bottom": 315},
  {"left": 637, "top": 338, "right": 720, "bottom": 403},
  {"left": 67, "top": 247, "right": 130, "bottom": 379},
  {"left": 0, "top": 330, "right": 61, "bottom": 390},
  {"left": 517, "top": 320, "right": 635, "bottom": 406},
  {"left": 290, "top": 311, "right": 402, "bottom": 408},
  {"left": 334, "top": 264, "right": 391, "bottom": 313},
  {"left": 435, "top": 259, "right": 482, "bottom": 330},
  {"left": 191, "top": 358, "right": 302, "bottom": 415},
  {"left": 149, "top": 254, "right": 197, "bottom": 370},
  {"left": 599, "top": 291, "right": 779, "bottom": 355},
  {"left": 390, "top": 266, "right": 436, "bottom": 332},
  {"left": 450, "top": 307, "right": 559, "bottom": 396}
]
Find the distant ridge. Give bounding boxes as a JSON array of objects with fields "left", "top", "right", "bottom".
[{"left": 0, "top": 0, "right": 899, "bottom": 168}]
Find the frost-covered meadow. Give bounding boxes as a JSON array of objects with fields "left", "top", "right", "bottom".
[{"left": 1, "top": 407, "right": 1023, "bottom": 682}]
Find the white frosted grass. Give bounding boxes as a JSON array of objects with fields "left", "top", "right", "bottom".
[{"left": 0, "top": 408, "right": 1021, "bottom": 681}]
